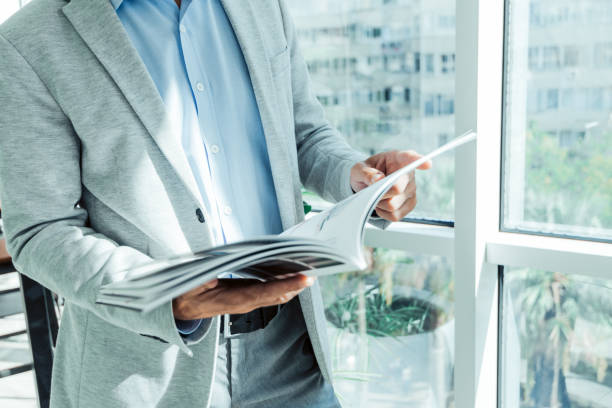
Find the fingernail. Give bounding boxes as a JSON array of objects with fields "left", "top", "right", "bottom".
[
  {"left": 305, "top": 277, "right": 315, "bottom": 286},
  {"left": 370, "top": 173, "right": 384, "bottom": 183}
]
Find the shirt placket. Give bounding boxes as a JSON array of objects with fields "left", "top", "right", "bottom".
[{"left": 177, "top": 11, "right": 229, "bottom": 246}]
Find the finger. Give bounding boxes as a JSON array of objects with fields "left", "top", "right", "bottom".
[
  {"left": 396, "top": 151, "right": 432, "bottom": 170},
  {"left": 375, "top": 196, "right": 418, "bottom": 222},
  {"left": 260, "top": 274, "right": 314, "bottom": 298},
  {"left": 257, "top": 288, "right": 305, "bottom": 308},
  {"left": 202, "top": 278, "right": 220, "bottom": 291},
  {"left": 218, "top": 275, "right": 314, "bottom": 313},
  {"left": 256, "top": 275, "right": 314, "bottom": 304},
  {"left": 377, "top": 193, "right": 410, "bottom": 213},
  {"left": 380, "top": 173, "right": 412, "bottom": 199},
  {"left": 182, "top": 278, "right": 220, "bottom": 298},
  {"left": 188, "top": 283, "right": 255, "bottom": 317},
  {"left": 273, "top": 272, "right": 300, "bottom": 280},
  {"left": 351, "top": 163, "right": 385, "bottom": 191},
  {"left": 382, "top": 171, "right": 416, "bottom": 199},
  {"left": 376, "top": 183, "right": 416, "bottom": 212},
  {"left": 360, "top": 168, "right": 385, "bottom": 186},
  {"left": 186, "top": 275, "right": 315, "bottom": 318}
]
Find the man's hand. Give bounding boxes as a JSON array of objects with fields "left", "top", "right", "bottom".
[
  {"left": 172, "top": 275, "right": 314, "bottom": 320},
  {"left": 350, "top": 150, "right": 432, "bottom": 222}
]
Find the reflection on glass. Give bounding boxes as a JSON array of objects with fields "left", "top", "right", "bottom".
[
  {"left": 0, "top": 0, "right": 25, "bottom": 24},
  {"left": 287, "top": 0, "right": 456, "bottom": 221},
  {"left": 320, "top": 248, "right": 454, "bottom": 407},
  {"left": 503, "top": 0, "right": 612, "bottom": 240},
  {"left": 501, "top": 267, "right": 612, "bottom": 407}
]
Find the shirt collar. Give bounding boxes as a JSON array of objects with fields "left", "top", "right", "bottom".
[
  {"left": 109, "top": 0, "right": 191, "bottom": 11},
  {"left": 110, "top": 0, "right": 123, "bottom": 10}
]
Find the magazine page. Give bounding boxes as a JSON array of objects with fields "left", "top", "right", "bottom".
[
  {"left": 112, "top": 237, "right": 298, "bottom": 284},
  {"left": 282, "top": 130, "right": 477, "bottom": 269},
  {"left": 103, "top": 238, "right": 336, "bottom": 292},
  {"left": 98, "top": 246, "right": 353, "bottom": 312},
  {"left": 102, "top": 243, "right": 347, "bottom": 297}
]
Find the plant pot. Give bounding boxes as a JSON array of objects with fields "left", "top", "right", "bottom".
[{"left": 326, "top": 288, "right": 454, "bottom": 408}]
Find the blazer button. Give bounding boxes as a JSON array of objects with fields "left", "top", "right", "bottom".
[{"left": 195, "top": 208, "right": 205, "bottom": 223}]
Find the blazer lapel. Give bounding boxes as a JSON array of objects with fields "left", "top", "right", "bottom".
[
  {"left": 219, "top": 3, "right": 332, "bottom": 381},
  {"left": 220, "top": 0, "right": 299, "bottom": 229},
  {"left": 62, "top": 0, "right": 204, "bottom": 208}
]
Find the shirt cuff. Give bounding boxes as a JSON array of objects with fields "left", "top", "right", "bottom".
[{"left": 175, "top": 319, "right": 203, "bottom": 336}]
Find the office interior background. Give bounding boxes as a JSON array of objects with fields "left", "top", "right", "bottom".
[{"left": 0, "top": 0, "right": 610, "bottom": 407}]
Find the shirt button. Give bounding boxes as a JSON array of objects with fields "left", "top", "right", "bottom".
[
  {"left": 223, "top": 206, "right": 232, "bottom": 216},
  {"left": 195, "top": 208, "right": 205, "bottom": 223},
  {"left": 179, "top": 24, "right": 187, "bottom": 33},
  {"left": 210, "top": 144, "right": 220, "bottom": 154},
  {"left": 196, "top": 82, "right": 205, "bottom": 92}
]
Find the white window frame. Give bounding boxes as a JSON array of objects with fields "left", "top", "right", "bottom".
[{"left": 364, "top": 0, "right": 612, "bottom": 406}]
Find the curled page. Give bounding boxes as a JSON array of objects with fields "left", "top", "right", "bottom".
[{"left": 283, "top": 130, "right": 477, "bottom": 269}]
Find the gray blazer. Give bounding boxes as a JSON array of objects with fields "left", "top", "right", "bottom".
[{"left": 0, "top": 0, "right": 366, "bottom": 406}]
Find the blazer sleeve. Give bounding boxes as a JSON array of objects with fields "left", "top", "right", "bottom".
[
  {"left": 277, "top": 0, "right": 368, "bottom": 204},
  {"left": 0, "top": 34, "right": 201, "bottom": 356}
]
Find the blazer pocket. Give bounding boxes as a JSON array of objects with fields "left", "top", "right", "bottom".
[{"left": 269, "top": 46, "right": 291, "bottom": 77}]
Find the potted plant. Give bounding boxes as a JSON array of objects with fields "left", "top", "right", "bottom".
[{"left": 323, "top": 248, "right": 454, "bottom": 408}]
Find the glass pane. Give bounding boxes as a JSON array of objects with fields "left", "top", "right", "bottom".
[
  {"left": 503, "top": 0, "right": 612, "bottom": 240},
  {"left": 320, "top": 248, "right": 454, "bottom": 407},
  {"left": 0, "top": 0, "right": 23, "bottom": 24},
  {"left": 287, "top": 0, "right": 457, "bottom": 221},
  {"left": 501, "top": 267, "right": 612, "bottom": 407}
]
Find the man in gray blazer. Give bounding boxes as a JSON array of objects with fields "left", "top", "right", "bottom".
[{"left": 0, "top": 0, "right": 429, "bottom": 406}]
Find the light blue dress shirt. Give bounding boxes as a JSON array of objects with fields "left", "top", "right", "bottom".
[{"left": 111, "top": 0, "right": 284, "bottom": 334}]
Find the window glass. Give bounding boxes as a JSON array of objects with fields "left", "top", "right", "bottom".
[
  {"left": 503, "top": 0, "right": 612, "bottom": 240},
  {"left": 0, "top": 0, "right": 24, "bottom": 24},
  {"left": 287, "top": 0, "right": 457, "bottom": 222},
  {"left": 501, "top": 267, "right": 612, "bottom": 408},
  {"left": 320, "top": 248, "right": 454, "bottom": 407}
]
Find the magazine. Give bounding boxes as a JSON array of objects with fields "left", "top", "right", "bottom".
[{"left": 96, "top": 131, "right": 476, "bottom": 313}]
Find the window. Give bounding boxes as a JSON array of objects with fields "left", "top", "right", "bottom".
[
  {"left": 542, "top": 46, "right": 561, "bottom": 70},
  {"left": 589, "top": 88, "right": 604, "bottom": 111},
  {"left": 321, "top": 249, "right": 454, "bottom": 407},
  {"left": 424, "top": 95, "right": 435, "bottom": 117},
  {"left": 560, "top": 89, "right": 574, "bottom": 110},
  {"left": 0, "top": 0, "right": 28, "bottom": 24},
  {"left": 501, "top": 268, "right": 612, "bottom": 408},
  {"left": 441, "top": 54, "right": 449, "bottom": 73},
  {"left": 288, "top": 0, "right": 456, "bottom": 222},
  {"left": 546, "top": 89, "right": 559, "bottom": 110},
  {"left": 438, "top": 133, "right": 449, "bottom": 147},
  {"left": 528, "top": 47, "right": 540, "bottom": 71},
  {"left": 503, "top": 0, "right": 612, "bottom": 241},
  {"left": 414, "top": 52, "right": 421, "bottom": 73},
  {"left": 425, "top": 53, "right": 435, "bottom": 74},
  {"left": 563, "top": 46, "right": 580, "bottom": 68},
  {"left": 594, "top": 43, "right": 612, "bottom": 68}
]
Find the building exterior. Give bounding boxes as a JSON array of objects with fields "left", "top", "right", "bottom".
[
  {"left": 524, "top": 0, "right": 612, "bottom": 146},
  {"left": 287, "top": 0, "right": 456, "bottom": 156},
  {"left": 288, "top": 0, "right": 612, "bottom": 152}
]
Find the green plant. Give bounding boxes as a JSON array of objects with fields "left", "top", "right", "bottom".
[
  {"left": 524, "top": 127, "right": 612, "bottom": 231},
  {"left": 325, "top": 284, "right": 443, "bottom": 338},
  {"left": 509, "top": 269, "right": 612, "bottom": 408}
]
